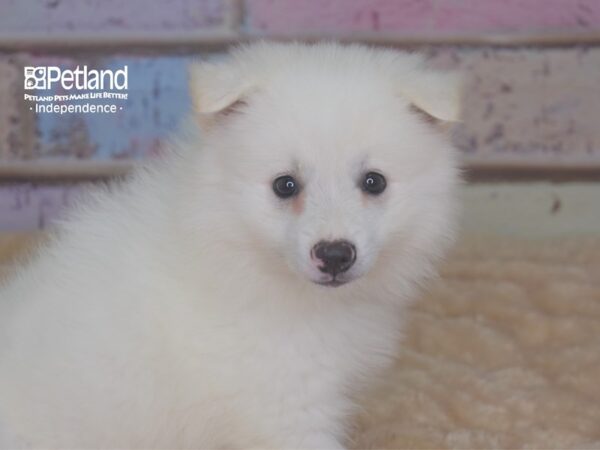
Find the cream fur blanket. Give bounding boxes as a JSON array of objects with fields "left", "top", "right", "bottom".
[
  {"left": 352, "top": 237, "right": 600, "bottom": 449},
  {"left": 1, "top": 235, "right": 599, "bottom": 448}
]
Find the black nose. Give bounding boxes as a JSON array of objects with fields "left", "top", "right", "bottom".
[{"left": 313, "top": 240, "right": 357, "bottom": 276}]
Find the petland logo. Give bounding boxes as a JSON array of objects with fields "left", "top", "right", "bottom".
[
  {"left": 23, "top": 65, "right": 128, "bottom": 114},
  {"left": 24, "top": 66, "right": 128, "bottom": 91}
]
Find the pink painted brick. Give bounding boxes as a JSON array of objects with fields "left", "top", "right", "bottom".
[
  {"left": 246, "top": 0, "right": 435, "bottom": 33},
  {"left": 245, "top": 0, "right": 600, "bottom": 34},
  {"left": 0, "top": 184, "right": 81, "bottom": 231},
  {"left": 433, "top": 0, "right": 600, "bottom": 32},
  {"left": 0, "top": 0, "right": 232, "bottom": 33}
]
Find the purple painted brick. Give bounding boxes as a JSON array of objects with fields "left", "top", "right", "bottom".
[
  {"left": 0, "top": 56, "right": 18, "bottom": 159},
  {"left": 0, "top": 0, "right": 230, "bottom": 33},
  {"left": 0, "top": 54, "right": 37, "bottom": 159},
  {"left": 245, "top": 0, "right": 600, "bottom": 34},
  {"left": 0, "top": 184, "right": 81, "bottom": 231}
]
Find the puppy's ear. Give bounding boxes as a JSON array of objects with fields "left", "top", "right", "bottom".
[
  {"left": 401, "top": 69, "right": 463, "bottom": 124},
  {"left": 188, "top": 60, "right": 253, "bottom": 116}
]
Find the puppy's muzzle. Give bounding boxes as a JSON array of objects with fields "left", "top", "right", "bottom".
[{"left": 312, "top": 240, "right": 357, "bottom": 276}]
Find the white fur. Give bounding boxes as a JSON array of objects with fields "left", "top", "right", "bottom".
[{"left": 0, "top": 42, "right": 460, "bottom": 449}]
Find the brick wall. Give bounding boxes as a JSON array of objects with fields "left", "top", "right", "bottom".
[
  {"left": 0, "top": 0, "right": 230, "bottom": 33},
  {"left": 1, "top": 0, "right": 600, "bottom": 229},
  {"left": 245, "top": 0, "right": 600, "bottom": 34}
]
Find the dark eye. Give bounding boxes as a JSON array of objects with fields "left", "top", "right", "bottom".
[
  {"left": 362, "top": 172, "right": 387, "bottom": 195},
  {"left": 273, "top": 175, "right": 299, "bottom": 199}
]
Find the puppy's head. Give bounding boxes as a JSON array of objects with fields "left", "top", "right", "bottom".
[{"left": 188, "top": 43, "right": 461, "bottom": 290}]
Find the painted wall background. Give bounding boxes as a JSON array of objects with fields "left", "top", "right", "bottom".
[{"left": 1, "top": 0, "right": 600, "bottom": 229}]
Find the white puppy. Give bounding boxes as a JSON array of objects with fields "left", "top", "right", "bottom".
[{"left": 0, "top": 42, "right": 461, "bottom": 449}]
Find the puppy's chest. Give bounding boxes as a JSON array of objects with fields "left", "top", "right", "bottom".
[{"left": 226, "top": 304, "right": 400, "bottom": 398}]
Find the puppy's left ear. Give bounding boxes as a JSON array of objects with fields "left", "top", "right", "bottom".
[
  {"left": 401, "top": 69, "right": 463, "bottom": 123},
  {"left": 188, "top": 60, "right": 253, "bottom": 116}
]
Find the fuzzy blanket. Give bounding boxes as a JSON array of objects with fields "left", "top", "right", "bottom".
[
  {"left": 352, "top": 237, "right": 600, "bottom": 449},
  {"left": 1, "top": 235, "right": 599, "bottom": 448}
]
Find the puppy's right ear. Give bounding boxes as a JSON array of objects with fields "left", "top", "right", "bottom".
[{"left": 188, "top": 60, "right": 253, "bottom": 117}]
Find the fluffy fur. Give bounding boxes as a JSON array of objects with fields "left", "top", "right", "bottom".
[{"left": 0, "top": 42, "right": 461, "bottom": 449}]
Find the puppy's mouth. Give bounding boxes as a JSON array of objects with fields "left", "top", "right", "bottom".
[{"left": 314, "top": 276, "right": 352, "bottom": 288}]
